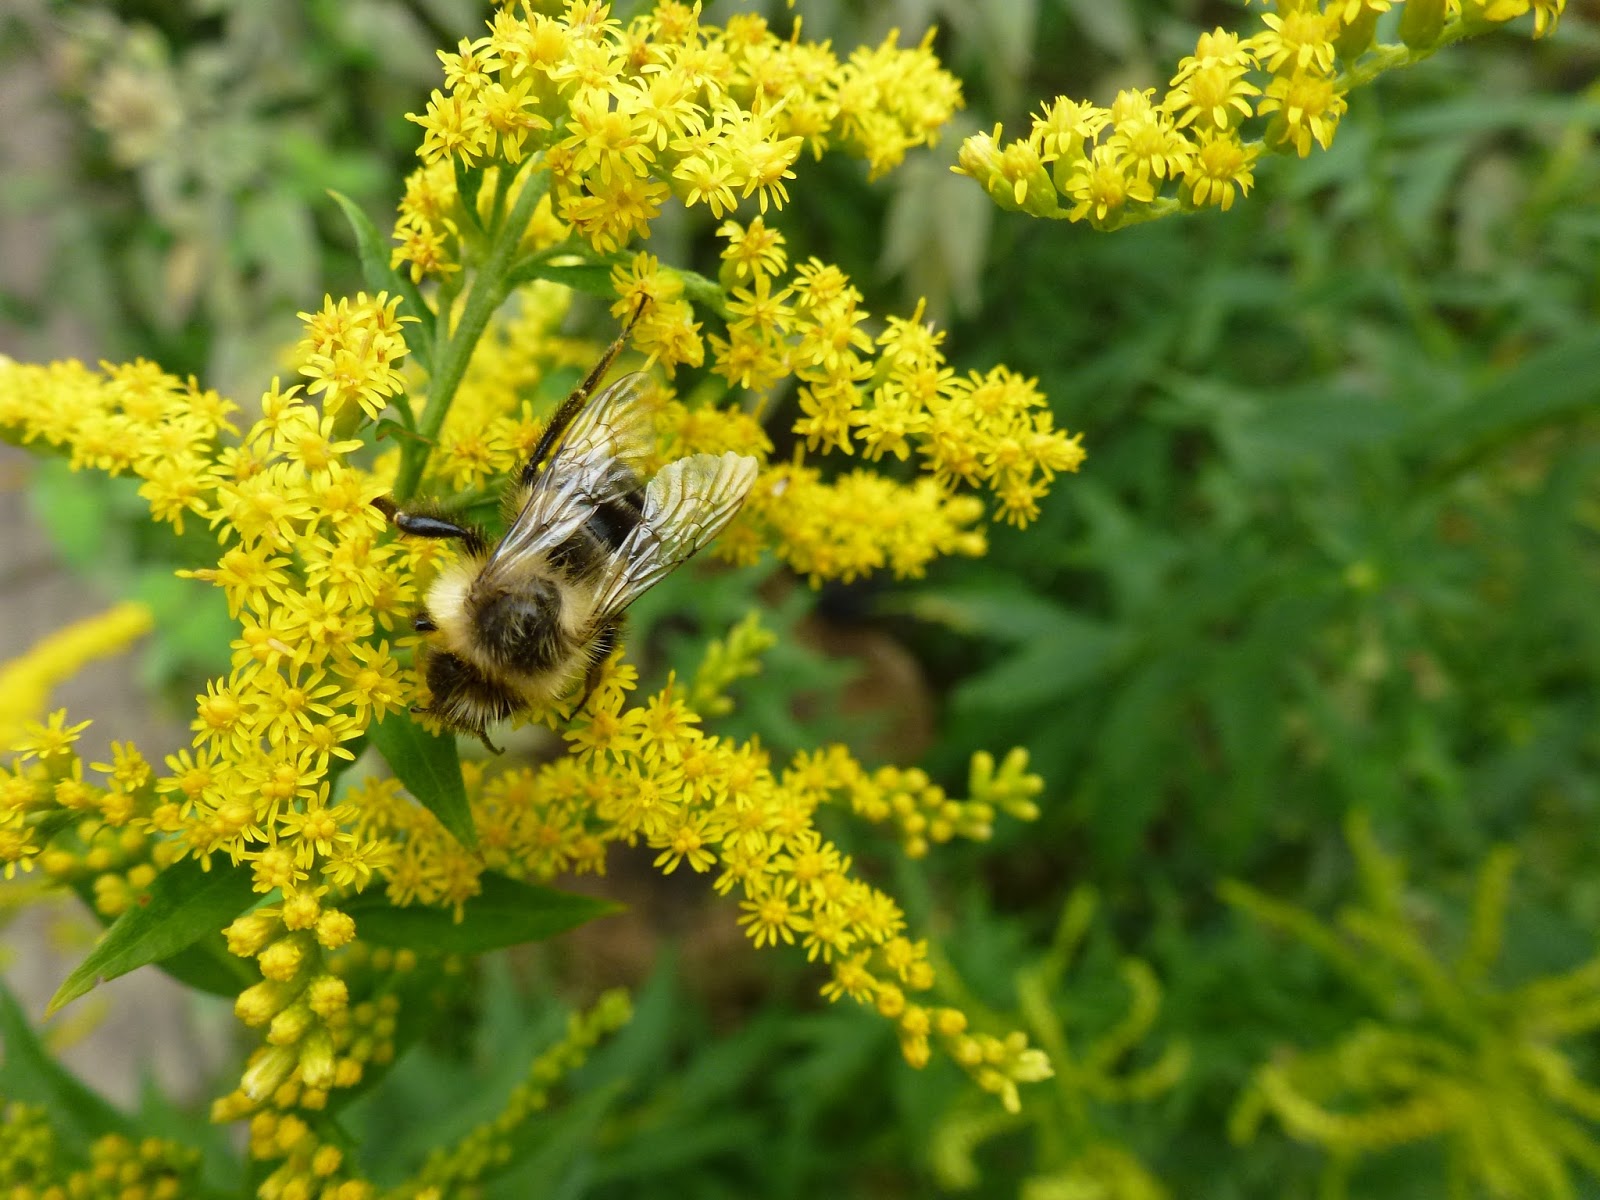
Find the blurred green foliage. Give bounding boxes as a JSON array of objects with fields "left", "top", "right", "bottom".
[{"left": 5, "top": 0, "right": 1600, "bottom": 1197}]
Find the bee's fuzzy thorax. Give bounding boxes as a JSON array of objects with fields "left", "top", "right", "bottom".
[{"left": 426, "top": 556, "right": 487, "bottom": 667}]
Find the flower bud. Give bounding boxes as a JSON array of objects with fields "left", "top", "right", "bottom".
[
  {"left": 1400, "top": 0, "right": 1447, "bottom": 49},
  {"left": 240, "top": 1044, "right": 298, "bottom": 1102}
]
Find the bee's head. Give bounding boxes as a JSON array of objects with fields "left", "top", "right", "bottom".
[{"left": 471, "top": 577, "right": 565, "bottom": 675}]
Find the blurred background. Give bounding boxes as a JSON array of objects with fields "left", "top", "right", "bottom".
[{"left": 2, "top": 0, "right": 1598, "bottom": 1196}]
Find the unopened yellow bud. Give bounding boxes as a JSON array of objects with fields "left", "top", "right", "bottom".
[
  {"left": 268, "top": 1001, "right": 315, "bottom": 1046},
  {"left": 258, "top": 934, "right": 310, "bottom": 982},
  {"left": 875, "top": 983, "right": 906, "bottom": 1018},
  {"left": 235, "top": 978, "right": 303, "bottom": 1027},
  {"left": 224, "top": 910, "right": 282, "bottom": 958},
  {"left": 240, "top": 1044, "right": 298, "bottom": 1102},
  {"left": 307, "top": 974, "right": 349, "bottom": 1018},
  {"left": 281, "top": 890, "right": 321, "bottom": 930},
  {"left": 315, "top": 908, "right": 356, "bottom": 948},
  {"left": 299, "top": 1027, "right": 337, "bottom": 1090}
]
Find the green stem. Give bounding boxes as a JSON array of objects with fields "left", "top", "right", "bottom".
[
  {"left": 1338, "top": 19, "right": 1495, "bottom": 92},
  {"left": 391, "top": 160, "right": 555, "bottom": 502},
  {"left": 672, "top": 267, "right": 733, "bottom": 320}
]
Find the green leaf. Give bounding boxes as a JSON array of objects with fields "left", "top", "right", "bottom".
[
  {"left": 513, "top": 259, "right": 614, "bottom": 294},
  {"left": 369, "top": 714, "right": 478, "bottom": 850},
  {"left": 1413, "top": 330, "right": 1600, "bottom": 480},
  {"left": 513, "top": 252, "right": 627, "bottom": 295},
  {"left": 0, "top": 980, "right": 134, "bottom": 1147},
  {"left": 68, "top": 873, "right": 250, "bottom": 998},
  {"left": 148, "top": 940, "right": 255, "bottom": 999},
  {"left": 896, "top": 583, "right": 1102, "bottom": 644},
  {"left": 327, "top": 189, "right": 433, "bottom": 371},
  {"left": 48, "top": 857, "right": 260, "bottom": 1015},
  {"left": 340, "top": 872, "right": 619, "bottom": 954}
]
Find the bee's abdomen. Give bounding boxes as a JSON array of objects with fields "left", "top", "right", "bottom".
[
  {"left": 472, "top": 578, "right": 565, "bottom": 675},
  {"left": 426, "top": 649, "right": 521, "bottom": 729},
  {"left": 548, "top": 484, "right": 646, "bottom": 576},
  {"left": 586, "top": 489, "right": 645, "bottom": 550}
]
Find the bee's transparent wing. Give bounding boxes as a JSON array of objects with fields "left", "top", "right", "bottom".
[
  {"left": 592, "top": 451, "right": 759, "bottom": 617},
  {"left": 486, "top": 373, "right": 655, "bottom": 574}
]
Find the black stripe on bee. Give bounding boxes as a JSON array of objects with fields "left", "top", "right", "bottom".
[
  {"left": 585, "top": 487, "right": 646, "bottom": 551},
  {"left": 546, "top": 479, "right": 646, "bottom": 576},
  {"left": 424, "top": 648, "right": 523, "bottom": 728}
]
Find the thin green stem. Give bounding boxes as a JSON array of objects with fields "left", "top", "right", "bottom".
[
  {"left": 1338, "top": 19, "right": 1495, "bottom": 92},
  {"left": 391, "top": 160, "right": 554, "bottom": 502}
]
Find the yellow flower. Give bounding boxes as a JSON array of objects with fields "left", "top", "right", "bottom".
[
  {"left": 1258, "top": 69, "right": 1349, "bottom": 157},
  {"left": 1253, "top": 9, "right": 1339, "bottom": 75},
  {"left": 1184, "top": 129, "right": 1262, "bottom": 211},
  {"left": 293, "top": 293, "right": 415, "bottom": 423},
  {"left": 958, "top": 2, "right": 1564, "bottom": 225},
  {"left": 1065, "top": 144, "right": 1158, "bottom": 225}
]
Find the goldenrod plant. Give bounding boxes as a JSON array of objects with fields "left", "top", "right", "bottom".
[
  {"left": 0, "top": 0, "right": 1587, "bottom": 1196},
  {"left": 955, "top": 0, "right": 1565, "bottom": 228},
  {"left": 1227, "top": 814, "right": 1600, "bottom": 1198},
  {"left": 929, "top": 886, "right": 1187, "bottom": 1200}
]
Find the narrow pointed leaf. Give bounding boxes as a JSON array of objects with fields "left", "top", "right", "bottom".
[
  {"left": 327, "top": 189, "right": 433, "bottom": 372},
  {"left": 48, "top": 857, "right": 260, "bottom": 1014},
  {"left": 369, "top": 714, "right": 478, "bottom": 849},
  {"left": 64, "top": 878, "right": 253, "bottom": 1000},
  {"left": 340, "top": 871, "right": 619, "bottom": 954}
]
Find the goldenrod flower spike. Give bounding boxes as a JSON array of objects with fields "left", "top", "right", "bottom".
[
  {"left": 957, "top": 0, "right": 1566, "bottom": 228},
  {"left": 0, "top": 6, "right": 1078, "bottom": 1184}
]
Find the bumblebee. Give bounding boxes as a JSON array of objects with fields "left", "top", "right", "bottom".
[{"left": 379, "top": 310, "right": 758, "bottom": 749}]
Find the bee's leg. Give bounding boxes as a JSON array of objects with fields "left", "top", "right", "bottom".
[
  {"left": 372, "top": 497, "right": 488, "bottom": 557},
  {"left": 575, "top": 617, "right": 624, "bottom": 711},
  {"left": 413, "top": 610, "right": 437, "bottom": 633},
  {"left": 477, "top": 730, "right": 505, "bottom": 755},
  {"left": 521, "top": 298, "right": 650, "bottom": 487}
]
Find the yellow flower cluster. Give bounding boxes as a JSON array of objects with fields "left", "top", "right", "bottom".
[
  {"left": 0, "top": 331, "right": 428, "bottom": 1137},
  {"left": 294, "top": 293, "right": 415, "bottom": 424},
  {"left": 0, "top": 344, "right": 417, "bottom": 877},
  {"left": 212, "top": 945, "right": 417, "bottom": 1199},
  {"left": 0, "top": 0, "right": 1075, "bottom": 1177},
  {"left": 0, "top": 1103, "right": 201, "bottom": 1199},
  {"left": 0, "top": 324, "right": 1050, "bottom": 1131},
  {"left": 9, "top": 717, "right": 164, "bottom": 919},
  {"left": 329, "top": 628, "right": 1050, "bottom": 1104},
  {"left": 398, "top": 2, "right": 957, "bottom": 275},
  {"left": 615, "top": 225, "right": 1084, "bottom": 536},
  {"left": 391, "top": 0, "right": 1081, "bottom": 534},
  {"left": 956, "top": 0, "right": 1565, "bottom": 229},
  {"left": 0, "top": 601, "right": 152, "bottom": 761}
]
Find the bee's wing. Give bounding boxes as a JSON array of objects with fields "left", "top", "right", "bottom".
[
  {"left": 486, "top": 373, "right": 656, "bottom": 573},
  {"left": 592, "top": 451, "right": 759, "bottom": 617}
]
